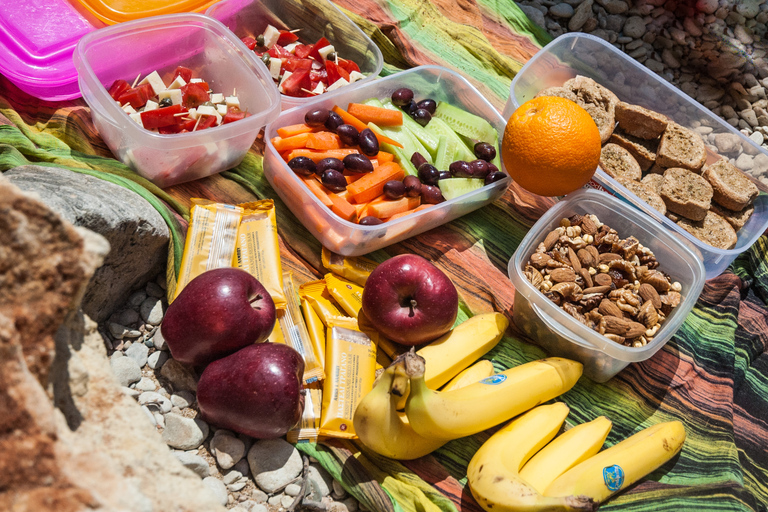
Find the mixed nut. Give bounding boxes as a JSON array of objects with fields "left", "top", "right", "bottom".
[{"left": 523, "top": 214, "right": 682, "bottom": 348}]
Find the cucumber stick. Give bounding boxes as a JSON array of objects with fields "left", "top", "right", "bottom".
[
  {"left": 367, "top": 122, "right": 420, "bottom": 176},
  {"left": 434, "top": 135, "right": 456, "bottom": 171},
  {"left": 438, "top": 178, "right": 485, "bottom": 200},
  {"left": 434, "top": 101, "right": 497, "bottom": 143},
  {"left": 427, "top": 117, "right": 475, "bottom": 162}
]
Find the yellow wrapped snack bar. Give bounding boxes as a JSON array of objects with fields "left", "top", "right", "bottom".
[
  {"left": 300, "top": 297, "right": 326, "bottom": 370},
  {"left": 232, "top": 200, "right": 287, "bottom": 309},
  {"left": 279, "top": 273, "right": 324, "bottom": 384},
  {"left": 322, "top": 247, "right": 378, "bottom": 287},
  {"left": 324, "top": 273, "right": 364, "bottom": 318},
  {"left": 319, "top": 316, "right": 376, "bottom": 438},
  {"left": 299, "top": 280, "right": 345, "bottom": 326},
  {"left": 287, "top": 381, "right": 322, "bottom": 444},
  {"left": 174, "top": 199, "right": 243, "bottom": 300}
]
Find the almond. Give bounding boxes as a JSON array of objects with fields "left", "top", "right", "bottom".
[
  {"left": 582, "top": 285, "right": 611, "bottom": 295},
  {"left": 638, "top": 283, "right": 662, "bottom": 309},
  {"left": 550, "top": 268, "right": 577, "bottom": 283},
  {"left": 577, "top": 248, "right": 596, "bottom": 268},
  {"left": 594, "top": 273, "right": 613, "bottom": 287},
  {"left": 579, "top": 267, "right": 593, "bottom": 288},
  {"left": 603, "top": 316, "right": 632, "bottom": 335},
  {"left": 542, "top": 230, "right": 560, "bottom": 251},
  {"left": 586, "top": 245, "right": 600, "bottom": 263},
  {"left": 599, "top": 299, "right": 624, "bottom": 318},
  {"left": 581, "top": 215, "right": 598, "bottom": 235},
  {"left": 568, "top": 247, "right": 582, "bottom": 272},
  {"left": 599, "top": 252, "right": 622, "bottom": 264},
  {"left": 625, "top": 321, "right": 647, "bottom": 338}
]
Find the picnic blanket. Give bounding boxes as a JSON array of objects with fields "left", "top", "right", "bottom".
[{"left": 1, "top": 0, "right": 767, "bottom": 510}]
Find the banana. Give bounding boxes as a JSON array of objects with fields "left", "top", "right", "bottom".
[
  {"left": 353, "top": 354, "right": 447, "bottom": 460},
  {"left": 518, "top": 416, "right": 612, "bottom": 494},
  {"left": 403, "top": 351, "right": 583, "bottom": 440},
  {"left": 544, "top": 421, "right": 686, "bottom": 503},
  {"left": 467, "top": 403, "right": 594, "bottom": 512},
  {"left": 441, "top": 359, "right": 495, "bottom": 391},
  {"left": 416, "top": 312, "right": 508, "bottom": 389}
]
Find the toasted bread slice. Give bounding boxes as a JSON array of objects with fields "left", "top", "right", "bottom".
[
  {"left": 609, "top": 129, "right": 659, "bottom": 171},
  {"left": 600, "top": 143, "right": 642, "bottom": 181},
  {"left": 659, "top": 167, "right": 713, "bottom": 221},
  {"left": 534, "top": 86, "right": 579, "bottom": 103},
  {"left": 641, "top": 173, "right": 664, "bottom": 194},
  {"left": 656, "top": 122, "right": 707, "bottom": 172},
  {"left": 563, "top": 75, "right": 618, "bottom": 144},
  {"left": 702, "top": 159, "right": 759, "bottom": 211},
  {"left": 614, "top": 101, "right": 669, "bottom": 140},
  {"left": 709, "top": 202, "right": 754, "bottom": 232},
  {"left": 676, "top": 210, "right": 738, "bottom": 250},
  {"left": 616, "top": 176, "right": 667, "bottom": 215}
]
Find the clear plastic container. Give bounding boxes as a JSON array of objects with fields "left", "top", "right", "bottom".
[
  {"left": 0, "top": 0, "right": 104, "bottom": 101},
  {"left": 206, "top": 0, "right": 383, "bottom": 111},
  {"left": 508, "top": 188, "right": 706, "bottom": 382},
  {"left": 74, "top": 13, "right": 281, "bottom": 188},
  {"left": 263, "top": 65, "right": 511, "bottom": 256},
  {"left": 76, "top": 0, "right": 217, "bottom": 25},
  {"left": 504, "top": 33, "right": 768, "bottom": 280}
]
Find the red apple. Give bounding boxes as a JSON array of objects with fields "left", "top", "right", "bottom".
[
  {"left": 161, "top": 268, "right": 276, "bottom": 366},
  {"left": 197, "top": 343, "right": 305, "bottom": 439},
  {"left": 361, "top": 254, "right": 458, "bottom": 345}
]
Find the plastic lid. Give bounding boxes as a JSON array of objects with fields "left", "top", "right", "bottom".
[
  {"left": 75, "top": 0, "right": 218, "bottom": 25},
  {"left": 0, "top": 0, "right": 103, "bottom": 100}
]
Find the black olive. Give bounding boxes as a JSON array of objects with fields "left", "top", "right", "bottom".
[
  {"left": 383, "top": 180, "right": 406, "bottom": 199},
  {"left": 343, "top": 153, "right": 374, "bottom": 173},
  {"left": 449, "top": 160, "right": 473, "bottom": 178},
  {"left": 421, "top": 185, "right": 445, "bottom": 204},
  {"left": 287, "top": 156, "right": 316, "bottom": 176},
  {"left": 325, "top": 111, "right": 344, "bottom": 131},
  {"left": 158, "top": 97, "right": 173, "bottom": 108},
  {"left": 418, "top": 163, "right": 440, "bottom": 185},
  {"left": 438, "top": 171, "right": 452, "bottom": 180},
  {"left": 305, "top": 108, "right": 330, "bottom": 127},
  {"left": 410, "top": 152, "right": 428, "bottom": 169},
  {"left": 316, "top": 157, "right": 344, "bottom": 175},
  {"left": 359, "top": 216, "right": 384, "bottom": 225},
  {"left": 403, "top": 175, "right": 422, "bottom": 197},
  {"left": 358, "top": 128, "right": 380, "bottom": 156},
  {"left": 411, "top": 108, "right": 432, "bottom": 127},
  {"left": 474, "top": 142, "right": 497, "bottom": 162},
  {"left": 484, "top": 171, "right": 507, "bottom": 185},
  {"left": 336, "top": 124, "right": 359, "bottom": 146},
  {"left": 321, "top": 169, "right": 347, "bottom": 192},
  {"left": 391, "top": 88, "right": 414, "bottom": 107},
  {"left": 469, "top": 159, "right": 490, "bottom": 179},
  {"left": 261, "top": 54, "right": 271, "bottom": 66},
  {"left": 487, "top": 162, "right": 500, "bottom": 174},
  {"left": 256, "top": 34, "right": 265, "bottom": 47},
  {"left": 416, "top": 98, "right": 437, "bottom": 114},
  {"left": 402, "top": 99, "right": 418, "bottom": 115}
]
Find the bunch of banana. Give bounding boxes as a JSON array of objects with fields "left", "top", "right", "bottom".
[
  {"left": 441, "top": 359, "right": 495, "bottom": 392},
  {"left": 467, "top": 404, "right": 686, "bottom": 511}
]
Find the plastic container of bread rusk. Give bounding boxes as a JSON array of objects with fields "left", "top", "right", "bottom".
[{"left": 505, "top": 33, "right": 768, "bottom": 280}]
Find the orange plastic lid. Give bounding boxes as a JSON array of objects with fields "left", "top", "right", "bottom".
[{"left": 74, "top": 0, "right": 218, "bottom": 24}]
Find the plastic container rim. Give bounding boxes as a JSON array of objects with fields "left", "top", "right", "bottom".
[
  {"left": 509, "top": 188, "right": 706, "bottom": 362},
  {"left": 264, "top": 64, "right": 511, "bottom": 231},
  {"left": 74, "top": 12, "right": 281, "bottom": 148}
]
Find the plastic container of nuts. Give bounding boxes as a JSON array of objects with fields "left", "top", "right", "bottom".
[{"left": 508, "top": 188, "right": 706, "bottom": 382}]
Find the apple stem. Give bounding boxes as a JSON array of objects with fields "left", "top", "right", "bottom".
[{"left": 409, "top": 299, "right": 417, "bottom": 317}]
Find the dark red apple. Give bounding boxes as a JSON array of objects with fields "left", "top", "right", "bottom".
[
  {"left": 197, "top": 343, "right": 305, "bottom": 439},
  {"left": 361, "top": 254, "right": 458, "bottom": 346},
  {"left": 161, "top": 267, "right": 276, "bottom": 366}
]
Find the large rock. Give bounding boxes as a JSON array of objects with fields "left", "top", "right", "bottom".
[
  {"left": 0, "top": 174, "right": 226, "bottom": 512},
  {"left": 4, "top": 165, "right": 170, "bottom": 321}
]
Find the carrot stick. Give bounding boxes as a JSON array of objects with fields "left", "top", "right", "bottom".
[
  {"left": 366, "top": 195, "right": 421, "bottom": 218},
  {"left": 329, "top": 193, "right": 358, "bottom": 223},
  {"left": 285, "top": 148, "right": 360, "bottom": 163},
  {"left": 305, "top": 131, "right": 343, "bottom": 150},
  {"left": 347, "top": 162, "right": 405, "bottom": 204},
  {"left": 277, "top": 123, "right": 314, "bottom": 138},
  {"left": 331, "top": 105, "right": 404, "bottom": 148},
  {"left": 345, "top": 172, "right": 368, "bottom": 185},
  {"left": 272, "top": 132, "right": 310, "bottom": 152},
  {"left": 301, "top": 176, "right": 333, "bottom": 207},
  {"left": 348, "top": 103, "right": 403, "bottom": 126}
]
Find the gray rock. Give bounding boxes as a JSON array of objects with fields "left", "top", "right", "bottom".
[
  {"left": 146, "top": 281, "right": 166, "bottom": 298},
  {"left": 127, "top": 290, "right": 148, "bottom": 309},
  {"left": 740, "top": 109, "right": 759, "bottom": 127},
  {"left": 645, "top": 58, "right": 664, "bottom": 74},
  {"left": 697, "top": 84, "right": 725, "bottom": 103},
  {"left": 267, "top": 495, "right": 283, "bottom": 507},
  {"left": 332, "top": 479, "right": 347, "bottom": 499},
  {"left": 152, "top": 328, "right": 167, "bottom": 351},
  {"left": 141, "top": 297, "right": 165, "bottom": 325},
  {"left": 138, "top": 391, "right": 172, "bottom": 414},
  {"left": 568, "top": 0, "right": 593, "bottom": 31},
  {"left": 228, "top": 481, "right": 247, "bottom": 492},
  {"left": 4, "top": 165, "right": 169, "bottom": 322},
  {"left": 250, "top": 504, "right": 269, "bottom": 512},
  {"left": 162, "top": 413, "right": 209, "bottom": 450},
  {"left": 135, "top": 377, "right": 156, "bottom": 392},
  {"left": 519, "top": 5, "right": 546, "bottom": 28},
  {"left": 116, "top": 308, "right": 141, "bottom": 326},
  {"left": 251, "top": 489, "right": 268, "bottom": 503},
  {"left": 281, "top": 495, "right": 295, "bottom": 508},
  {"left": 736, "top": 0, "right": 761, "bottom": 18},
  {"left": 308, "top": 464, "right": 334, "bottom": 497},
  {"left": 285, "top": 483, "right": 302, "bottom": 496},
  {"left": 696, "top": 0, "right": 718, "bottom": 15},
  {"left": 248, "top": 438, "right": 303, "bottom": 493},
  {"left": 174, "top": 451, "right": 211, "bottom": 478},
  {"left": 233, "top": 457, "right": 251, "bottom": 477},
  {"left": 342, "top": 497, "right": 359, "bottom": 512},
  {"left": 211, "top": 431, "right": 246, "bottom": 470},
  {"left": 750, "top": 131, "right": 765, "bottom": 145},
  {"left": 148, "top": 350, "right": 168, "bottom": 370},
  {"left": 661, "top": 49, "right": 680, "bottom": 69},
  {"left": 125, "top": 342, "right": 149, "bottom": 367},
  {"left": 603, "top": 0, "right": 627, "bottom": 14},
  {"left": 110, "top": 354, "right": 142, "bottom": 386},
  {"left": 549, "top": 3, "right": 574, "bottom": 18},
  {"left": 171, "top": 390, "right": 195, "bottom": 409},
  {"left": 160, "top": 358, "right": 198, "bottom": 392},
  {"left": 714, "top": 133, "right": 743, "bottom": 153},
  {"left": 203, "top": 477, "right": 229, "bottom": 506},
  {"left": 623, "top": 15, "right": 646, "bottom": 38},
  {"left": 222, "top": 469, "right": 243, "bottom": 485}
]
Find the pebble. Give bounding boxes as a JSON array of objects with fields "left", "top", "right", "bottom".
[
  {"left": 250, "top": 489, "right": 268, "bottom": 503},
  {"left": 247, "top": 438, "right": 303, "bottom": 493},
  {"left": 116, "top": 308, "right": 140, "bottom": 326},
  {"left": 159, "top": 358, "right": 198, "bottom": 392},
  {"left": 109, "top": 354, "right": 141, "bottom": 386},
  {"left": 146, "top": 281, "right": 165, "bottom": 298},
  {"left": 211, "top": 431, "right": 246, "bottom": 470},
  {"left": 622, "top": 15, "right": 646, "bottom": 38},
  {"left": 751, "top": 131, "right": 765, "bottom": 145},
  {"left": 568, "top": 0, "right": 594, "bottom": 31},
  {"left": 135, "top": 377, "right": 156, "bottom": 392},
  {"left": 342, "top": 497, "right": 360, "bottom": 512},
  {"left": 138, "top": 391, "right": 172, "bottom": 413},
  {"left": 174, "top": 451, "right": 211, "bottom": 478},
  {"left": 332, "top": 479, "right": 347, "bottom": 499},
  {"left": 161, "top": 413, "right": 209, "bottom": 450},
  {"left": 147, "top": 350, "right": 168, "bottom": 370},
  {"left": 125, "top": 342, "right": 149, "bottom": 367},
  {"left": 140, "top": 297, "right": 164, "bottom": 325},
  {"left": 549, "top": 3, "right": 573, "bottom": 18},
  {"left": 202, "top": 476, "right": 229, "bottom": 506},
  {"left": 109, "top": 322, "right": 139, "bottom": 340},
  {"left": 140, "top": 405, "right": 156, "bottom": 426},
  {"left": 267, "top": 495, "right": 283, "bottom": 507},
  {"left": 250, "top": 504, "right": 268, "bottom": 512},
  {"left": 281, "top": 495, "right": 296, "bottom": 508},
  {"left": 228, "top": 481, "right": 247, "bottom": 492},
  {"left": 696, "top": 0, "right": 718, "bottom": 15},
  {"left": 285, "top": 483, "right": 302, "bottom": 497},
  {"left": 222, "top": 470, "right": 243, "bottom": 485},
  {"left": 519, "top": 5, "right": 546, "bottom": 28},
  {"left": 152, "top": 328, "right": 167, "bottom": 351},
  {"left": 170, "top": 390, "right": 195, "bottom": 409},
  {"left": 308, "top": 464, "right": 334, "bottom": 497}
]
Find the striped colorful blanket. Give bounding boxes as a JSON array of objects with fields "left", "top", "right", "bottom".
[{"left": 1, "top": 0, "right": 767, "bottom": 510}]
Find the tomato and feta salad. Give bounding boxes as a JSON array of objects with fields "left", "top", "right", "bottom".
[
  {"left": 241, "top": 25, "right": 365, "bottom": 98},
  {"left": 107, "top": 66, "right": 250, "bottom": 134}
]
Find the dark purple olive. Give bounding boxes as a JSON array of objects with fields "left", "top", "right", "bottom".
[
  {"left": 421, "top": 185, "right": 445, "bottom": 204},
  {"left": 403, "top": 175, "right": 422, "bottom": 197},
  {"left": 391, "top": 88, "right": 414, "bottom": 107},
  {"left": 410, "top": 152, "right": 428, "bottom": 169},
  {"left": 336, "top": 124, "right": 359, "bottom": 146},
  {"left": 412, "top": 108, "right": 432, "bottom": 127},
  {"left": 487, "top": 162, "right": 499, "bottom": 174},
  {"left": 359, "top": 216, "right": 384, "bottom": 225},
  {"left": 485, "top": 171, "right": 507, "bottom": 185},
  {"left": 305, "top": 108, "right": 330, "bottom": 127},
  {"left": 287, "top": 156, "right": 316, "bottom": 176},
  {"left": 343, "top": 153, "right": 374, "bottom": 173},
  {"left": 438, "top": 170, "right": 452, "bottom": 180},
  {"left": 316, "top": 157, "right": 345, "bottom": 175},
  {"left": 418, "top": 163, "right": 440, "bottom": 185},
  {"left": 469, "top": 159, "right": 490, "bottom": 179},
  {"left": 321, "top": 169, "right": 347, "bottom": 192},
  {"left": 358, "top": 128, "right": 380, "bottom": 156},
  {"left": 416, "top": 99, "right": 437, "bottom": 114},
  {"left": 325, "top": 111, "right": 344, "bottom": 131},
  {"left": 449, "top": 160, "right": 473, "bottom": 178},
  {"left": 474, "top": 142, "right": 497, "bottom": 162},
  {"left": 402, "top": 99, "right": 418, "bottom": 115},
  {"left": 383, "top": 180, "right": 406, "bottom": 199}
]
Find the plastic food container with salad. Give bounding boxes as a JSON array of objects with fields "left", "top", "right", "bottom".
[
  {"left": 74, "top": 13, "right": 281, "bottom": 188},
  {"left": 207, "top": 0, "right": 383, "bottom": 111}
]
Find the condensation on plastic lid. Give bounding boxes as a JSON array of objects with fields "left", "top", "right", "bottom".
[{"left": 75, "top": 0, "right": 218, "bottom": 25}]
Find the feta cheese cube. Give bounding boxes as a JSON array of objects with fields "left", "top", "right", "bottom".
[
  {"left": 122, "top": 104, "right": 137, "bottom": 114},
  {"left": 139, "top": 70, "right": 166, "bottom": 96},
  {"left": 217, "top": 104, "right": 228, "bottom": 116},
  {"left": 326, "top": 77, "right": 349, "bottom": 92},
  {"left": 158, "top": 89, "right": 182, "bottom": 106},
  {"left": 210, "top": 92, "right": 224, "bottom": 104},
  {"left": 262, "top": 24, "right": 280, "bottom": 49},
  {"left": 143, "top": 100, "right": 159, "bottom": 112},
  {"left": 349, "top": 71, "right": 366, "bottom": 83},
  {"left": 284, "top": 42, "right": 299, "bottom": 53},
  {"left": 317, "top": 45, "right": 336, "bottom": 61},
  {"left": 197, "top": 105, "right": 223, "bottom": 125},
  {"left": 311, "top": 82, "right": 325, "bottom": 95},
  {"left": 129, "top": 112, "right": 143, "bottom": 127},
  {"left": 189, "top": 78, "right": 204, "bottom": 83},
  {"left": 225, "top": 96, "right": 240, "bottom": 109},
  {"left": 188, "top": 107, "right": 198, "bottom": 119},
  {"left": 167, "top": 75, "right": 187, "bottom": 89},
  {"left": 269, "top": 58, "right": 282, "bottom": 80}
]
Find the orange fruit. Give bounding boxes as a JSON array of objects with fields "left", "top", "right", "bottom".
[{"left": 501, "top": 96, "right": 601, "bottom": 197}]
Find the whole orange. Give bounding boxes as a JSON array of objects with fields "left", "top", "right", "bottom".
[{"left": 502, "top": 96, "right": 601, "bottom": 197}]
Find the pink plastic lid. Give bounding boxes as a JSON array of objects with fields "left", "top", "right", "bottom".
[{"left": 0, "top": 0, "right": 104, "bottom": 101}]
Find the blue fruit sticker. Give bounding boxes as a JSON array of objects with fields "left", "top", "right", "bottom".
[
  {"left": 479, "top": 374, "right": 507, "bottom": 385},
  {"left": 602, "top": 464, "right": 624, "bottom": 491}
]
